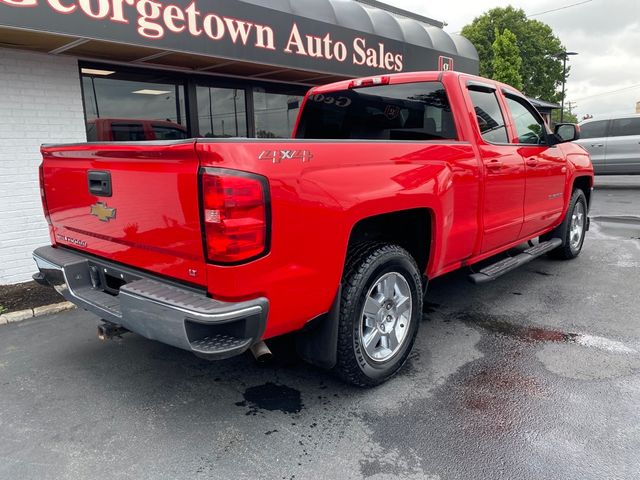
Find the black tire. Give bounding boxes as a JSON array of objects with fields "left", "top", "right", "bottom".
[
  {"left": 542, "top": 189, "right": 588, "bottom": 260},
  {"left": 334, "top": 243, "right": 423, "bottom": 387}
]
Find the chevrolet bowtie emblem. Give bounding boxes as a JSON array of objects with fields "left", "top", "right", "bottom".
[{"left": 90, "top": 202, "right": 117, "bottom": 222}]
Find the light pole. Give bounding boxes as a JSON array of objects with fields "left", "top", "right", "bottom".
[{"left": 555, "top": 51, "right": 578, "bottom": 122}]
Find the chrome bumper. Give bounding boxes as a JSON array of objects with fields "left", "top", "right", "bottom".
[{"left": 33, "top": 246, "right": 268, "bottom": 360}]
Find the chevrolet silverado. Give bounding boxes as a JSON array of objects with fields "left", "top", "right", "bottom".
[{"left": 33, "top": 71, "right": 594, "bottom": 386}]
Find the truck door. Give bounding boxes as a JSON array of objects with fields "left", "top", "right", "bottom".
[
  {"left": 466, "top": 84, "right": 526, "bottom": 253},
  {"left": 502, "top": 94, "right": 567, "bottom": 239}
]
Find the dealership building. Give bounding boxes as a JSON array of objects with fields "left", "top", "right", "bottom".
[{"left": 0, "top": 0, "right": 480, "bottom": 285}]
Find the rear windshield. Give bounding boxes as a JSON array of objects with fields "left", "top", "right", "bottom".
[{"left": 296, "top": 82, "right": 457, "bottom": 141}]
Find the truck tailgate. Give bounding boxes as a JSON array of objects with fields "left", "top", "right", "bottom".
[{"left": 40, "top": 141, "right": 207, "bottom": 286}]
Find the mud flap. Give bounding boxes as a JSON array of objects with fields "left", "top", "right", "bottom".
[{"left": 295, "top": 286, "right": 341, "bottom": 370}]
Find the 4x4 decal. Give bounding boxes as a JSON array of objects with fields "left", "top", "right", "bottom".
[{"left": 259, "top": 150, "right": 313, "bottom": 164}]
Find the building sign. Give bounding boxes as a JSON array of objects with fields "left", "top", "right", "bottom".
[
  {"left": 438, "top": 56, "right": 454, "bottom": 71},
  {"left": 0, "top": 0, "right": 478, "bottom": 77}
]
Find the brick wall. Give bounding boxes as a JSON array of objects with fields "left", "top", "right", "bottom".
[{"left": 0, "top": 48, "right": 86, "bottom": 285}]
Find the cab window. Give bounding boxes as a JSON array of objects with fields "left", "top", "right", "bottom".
[
  {"left": 152, "top": 125, "right": 188, "bottom": 140},
  {"left": 296, "top": 82, "right": 457, "bottom": 141},
  {"left": 111, "top": 123, "right": 146, "bottom": 141},
  {"left": 468, "top": 89, "right": 509, "bottom": 143},
  {"left": 505, "top": 96, "right": 546, "bottom": 145}
]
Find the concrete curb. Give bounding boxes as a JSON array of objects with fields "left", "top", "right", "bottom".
[{"left": 0, "top": 302, "right": 75, "bottom": 325}]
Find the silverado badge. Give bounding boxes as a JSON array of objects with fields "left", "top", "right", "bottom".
[{"left": 90, "top": 202, "right": 116, "bottom": 222}]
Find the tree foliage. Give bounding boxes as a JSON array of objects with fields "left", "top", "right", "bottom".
[
  {"left": 551, "top": 109, "right": 578, "bottom": 124},
  {"left": 461, "top": 6, "right": 566, "bottom": 102},
  {"left": 491, "top": 28, "right": 523, "bottom": 90}
]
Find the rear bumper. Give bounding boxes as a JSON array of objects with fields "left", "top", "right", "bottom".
[{"left": 33, "top": 246, "right": 268, "bottom": 360}]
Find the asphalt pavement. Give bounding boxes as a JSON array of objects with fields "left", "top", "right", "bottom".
[{"left": 1, "top": 176, "right": 639, "bottom": 480}]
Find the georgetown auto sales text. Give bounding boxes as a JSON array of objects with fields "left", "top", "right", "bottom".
[{"left": 1, "top": 0, "right": 405, "bottom": 72}]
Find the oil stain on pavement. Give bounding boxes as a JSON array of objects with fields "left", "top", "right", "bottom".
[{"left": 235, "top": 382, "right": 303, "bottom": 415}]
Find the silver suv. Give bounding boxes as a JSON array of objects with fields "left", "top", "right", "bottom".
[{"left": 576, "top": 114, "right": 640, "bottom": 174}]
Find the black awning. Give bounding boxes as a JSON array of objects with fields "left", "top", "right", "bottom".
[
  {"left": 242, "top": 0, "right": 478, "bottom": 70},
  {"left": 0, "top": 0, "right": 479, "bottom": 77}
]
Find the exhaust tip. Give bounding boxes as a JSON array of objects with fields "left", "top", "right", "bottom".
[{"left": 250, "top": 341, "right": 273, "bottom": 363}]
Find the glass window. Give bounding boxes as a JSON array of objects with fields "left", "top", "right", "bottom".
[
  {"left": 111, "top": 123, "right": 146, "bottom": 141},
  {"left": 580, "top": 120, "right": 608, "bottom": 139},
  {"left": 196, "top": 87, "right": 247, "bottom": 138},
  {"left": 82, "top": 69, "right": 186, "bottom": 142},
  {"left": 505, "top": 96, "right": 546, "bottom": 145},
  {"left": 254, "top": 90, "right": 303, "bottom": 138},
  {"left": 468, "top": 89, "right": 508, "bottom": 143},
  {"left": 152, "top": 125, "right": 188, "bottom": 140},
  {"left": 86, "top": 121, "right": 97, "bottom": 142},
  {"left": 611, "top": 117, "right": 640, "bottom": 137},
  {"left": 296, "top": 82, "right": 456, "bottom": 141}
]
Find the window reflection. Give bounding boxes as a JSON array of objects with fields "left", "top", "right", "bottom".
[
  {"left": 505, "top": 97, "right": 545, "bottom": 145},
  {"left": 468, "top": 89, "right": 509, "bottom": 144},
  {"left": 196, "top": 86, "right": 247, "bottom": 138},
  {"left": 82, "top": 73, "right": 186, "bottom": 142},
  {"left": 254, "top": 90, "right": 303, "bottom": 138}
]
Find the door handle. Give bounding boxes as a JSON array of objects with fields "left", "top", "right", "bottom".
[
  {"left": 526, "top": 159, "right": 539, "bottom": 167},
  {"left": 591, "top": 144, "right": 604, "bottom": 147},
  {"left": 486, "top": 160, "right": 503, "bottom": 170}
]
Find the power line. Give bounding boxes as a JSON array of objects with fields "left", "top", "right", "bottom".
[
  {"left": 573, "top": 83, "right": 640, "bottom": 102},
  {"left": 527, "top": 0, "right": 593, "bottom": 17},
  {"left": 450, "top": 0, "right": 595, "bottom": 34}
]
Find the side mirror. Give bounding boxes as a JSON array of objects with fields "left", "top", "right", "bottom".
[{"left": 554, "top": 123, "right": 581, "bottom": 143}]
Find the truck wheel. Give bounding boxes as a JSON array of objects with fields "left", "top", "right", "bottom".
[
  {"left": 335, "top": 243, "right": 422, "bottom": 387},
  {"left": 543, "top": 189, "right": 588, "bottom": 260}
]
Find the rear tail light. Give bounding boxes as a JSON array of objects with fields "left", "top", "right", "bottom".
[
  {"left": 200, "top": 168, "right": 270, "bottom": 264},
  {"left": 39, "top": 162, "right": 51, "bottom": 225}
]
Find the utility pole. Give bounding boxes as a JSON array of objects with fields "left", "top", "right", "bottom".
[{"left": 555, "top": 51, "right": 578, "bottom": 122}]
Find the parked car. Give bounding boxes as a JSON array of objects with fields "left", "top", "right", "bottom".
[
  {"left": 576, "top": 114, "right": 640, "bottom": 174},
  {"left": 33, "top": 71, "right": 593, "bottom": 386},
  {"left": 86, "top": 118, "right": 188, "bottom": 142}
]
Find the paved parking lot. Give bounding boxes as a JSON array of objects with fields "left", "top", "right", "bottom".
[{"left": 1, "top": 177, "right": 639, "bottom": 480}]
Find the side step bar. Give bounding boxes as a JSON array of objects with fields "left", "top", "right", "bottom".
[{"left": 469, "top": 238, "right": 563, "bottom": 284}]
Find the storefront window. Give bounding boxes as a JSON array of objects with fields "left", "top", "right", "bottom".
[
  {"left": 196, "top": 87, "right": 247, "bottom": 138},
  {"left": 80, "top": 64, "right": 307, "bottom": 141},
  {"left": 82, "top": 70, "right": 187, "bottom": 142},
  {"left": 253, "top": 89, "right": 303, "bottom": 138}
]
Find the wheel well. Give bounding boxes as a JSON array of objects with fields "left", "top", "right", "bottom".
[
  {"left": 348, "top": 209, "right": 431, "bottom": 273},
  {"left": 573, "top": 176, "right": 592, "bottom": 208}
]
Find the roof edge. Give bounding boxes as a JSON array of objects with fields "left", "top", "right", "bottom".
[{"left": 354, "top": 0, "right": 444, "bottom": 28}]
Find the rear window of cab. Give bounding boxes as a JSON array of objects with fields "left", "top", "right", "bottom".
[{"left": 296, "top": 82, "right": 457, "bottom": 141}]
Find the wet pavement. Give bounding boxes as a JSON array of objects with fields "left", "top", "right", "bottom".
[{"left": 1, "top": 176, "right": 639, "bottom": 480}]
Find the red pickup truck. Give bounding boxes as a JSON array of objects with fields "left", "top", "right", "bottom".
[{"left": 33, "top": 71, "right": 593, "bottom": 386}]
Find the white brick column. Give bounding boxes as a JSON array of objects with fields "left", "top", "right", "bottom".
[{"left": 0, "top": 48, "right": 86, "bottom": 285}]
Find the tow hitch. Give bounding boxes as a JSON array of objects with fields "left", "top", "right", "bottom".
[{"left": 98, "top": 322, "right": 129, "bottom": 340}]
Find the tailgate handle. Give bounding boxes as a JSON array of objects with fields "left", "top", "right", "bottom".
[{"left": 88, "top": 170, "right": 112, "bottom": 197}]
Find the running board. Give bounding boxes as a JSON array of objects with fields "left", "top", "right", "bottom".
[{"left": 469, "top": 238, "right": 563, "bottom": 284}]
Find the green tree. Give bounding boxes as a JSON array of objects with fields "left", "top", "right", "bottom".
[
  {"left": 461, "top": 6, "right": 566, "bottom": 102},
  {"left": 491, "top": 28, "right": 523, "bottom": 90},
  {"left": 551, "top": 109, "right": 578, "bottom": 124}
]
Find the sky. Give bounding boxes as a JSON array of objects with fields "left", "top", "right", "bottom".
[{"left": 385, "top": 0, "right": 640, "bottom": 120}]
